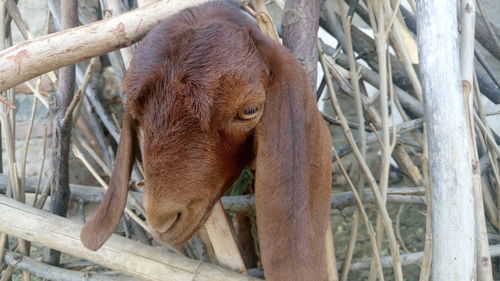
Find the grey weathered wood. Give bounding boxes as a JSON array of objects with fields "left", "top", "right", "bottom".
[
  {"left": 0, "top": 195, "right": 261, "bottom": 281},
  {"left": 417, "top": 0, "right": 476, "bottom": 280},
  {"left": 281, "top": 0, "right": 320, "bottom": 88},
  {"left": 47, "top": 0, "right": 78, "bottom": 266}
]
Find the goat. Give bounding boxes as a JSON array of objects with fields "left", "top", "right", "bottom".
[{"left": 80, "top": 1, "right": 332, "bottom": 280}]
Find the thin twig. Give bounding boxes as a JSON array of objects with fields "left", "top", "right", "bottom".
[
  {"left": 33, "top": 125, "right": 48, "bottom": 207},
  {"left": 71, "top": 146, "right": 151, "bottom": 234},
  {"left": 334, "top": 148, "right": 384, "bottom": 281},
  {"left": 62, "top": 57, "right": 98, "bottom": 126},
  {"left": 395, "top": 204, "right": 410, "bottom": 253},
  {"left": 20, "top": 85, "right": 39, "bottom": 197},
  {"left": 418, "top": 126, "right": 431, "bottom": 281}
]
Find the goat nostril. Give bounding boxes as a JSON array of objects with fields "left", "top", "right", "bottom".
[{"left": 150, "top": 211, "right": 182, "bottom": 234}]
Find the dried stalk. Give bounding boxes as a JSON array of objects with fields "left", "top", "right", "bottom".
[
  {"left": 72, "top": 143, "right": 151, "bottom": 252},
  {"left": 33, "top": 125, "right": 48, "bottom": 207},
  {"left": 418, "top": 127, "right": 431, "bottom": 281},
  {"left": 20, "top": 81, "right": 39, "bottom": 196},
  {"left": 460, "top": 1, "right": 493, "bottom": 279},
  {"left": 366, "top": 2, "right": 398, "bottom": 279},
  {"left": 63, "top": 57, "right": 98, "bottom": 126},
  {"left": 336, "top": 1, "right": 368, "bottom": 280},
  {"left": 318, "top": 39, "right": 404, "bottom": 279},
  {"left": 394, "top": 204, "right": 409, "bottom": 253},
  {"left": 473, "top": 74, "right": 500, "bottom": 209},
  {"left": 75, "top": 135, "right": 111, "bottom": 175},
  {"left": 381, "top": 0, "right": 422, "bottom": 101},
  {"left": 334, "top": 148, "right": 384, "bottom": 281},
  {"left": 321, "top": 47, "right": 424, "bottom": 186},
  {"left": 0, "top": 232, "right": 6, "bottom": 270}
]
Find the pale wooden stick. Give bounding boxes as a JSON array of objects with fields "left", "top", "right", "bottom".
[
  {"left": 417, "top": 0, "right": 476, "bottom": 279},
  {"left": 460, "top": 0, "right": 493, "bottom": 279},
  {"left": 204, "top": 202, "right": 246, "bottom": 272},
  {"left": 418, "top": 127, "right": 431, "bottom": 281}
]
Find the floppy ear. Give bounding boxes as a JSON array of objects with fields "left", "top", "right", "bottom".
[
  {"left": 250, "top": 29, "right": 332, "bottom": 280},
  {"left": 80, "top": 111, "right": 138, "bottom": 250}
]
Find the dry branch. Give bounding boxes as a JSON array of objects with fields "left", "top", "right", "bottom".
[
  {"left": 0, "top": 0, "right": 226, "bottom": 92},
  {"left": 0, "top": 195, "right": 261, "bottom": 281}
]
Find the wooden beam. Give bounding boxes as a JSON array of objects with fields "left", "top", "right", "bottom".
[
  {"left": 0, "top": 0, "right": 229, "bottom": 92},
  {"left": 0, "top": 195, "right": 261, "bottom": 281}
]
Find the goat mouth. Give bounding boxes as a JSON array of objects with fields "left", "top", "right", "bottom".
[{"left": 150, "top": 201, "right": 215, "bottom": 246}]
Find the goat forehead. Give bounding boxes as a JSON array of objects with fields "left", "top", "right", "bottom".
[{"left": 148, "top": 60, "right": 263, "bottom": 133}]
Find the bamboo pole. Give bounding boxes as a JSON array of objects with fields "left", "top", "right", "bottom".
[
  {"left": 0, "top": 0, "right": 222, "bottom": 92},
  {"left": 417, "top": 0, "right": 476, "bottom": 280},
  {"left": 0, "top": 195, "right": 261, "bottom": 281}
]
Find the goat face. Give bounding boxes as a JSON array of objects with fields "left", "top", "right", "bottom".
[{"left": 136, "top": 52, "right": 267, "bottom": 245}]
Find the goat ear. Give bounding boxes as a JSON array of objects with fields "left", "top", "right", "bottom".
[
  {"left": 80, "top": 111, "right": 137, "bottom": 250},
  {"left": 250, "top": 29, "right": 332, "bottom": 280}
]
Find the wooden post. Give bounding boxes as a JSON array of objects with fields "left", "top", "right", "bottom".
[
  {"left": 281, "top": 0, "right": 320, "bottom": 88},
  {"left": 46, "top": 0, "right": 78, "bottom": 266},
  {"left": 416, "top": 0, "right": 476, "bottom": 280}
]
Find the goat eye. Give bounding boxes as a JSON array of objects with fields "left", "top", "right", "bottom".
[{"left": 237, "top": 105, "right": 260, "bottom": 120}]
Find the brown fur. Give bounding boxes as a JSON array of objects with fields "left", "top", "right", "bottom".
[{"left": 80, "top": 2, "right": 332, "bottom": 280}]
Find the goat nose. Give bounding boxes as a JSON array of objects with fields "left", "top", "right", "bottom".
[{"left": 148, "top": 210, "right": 181, "bottom": 233}]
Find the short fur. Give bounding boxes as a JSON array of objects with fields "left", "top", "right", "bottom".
[{"left": 80, "top": 2, "right": 332, "bottom": 280}]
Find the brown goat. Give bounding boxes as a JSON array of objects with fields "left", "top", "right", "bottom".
[{"left": 80, "top": 1, "right": 332, "bottom": 280}]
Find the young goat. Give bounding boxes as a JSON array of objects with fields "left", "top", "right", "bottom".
[{"left": 80, "top": 1, "right": 332, "bottom": 280}]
